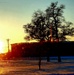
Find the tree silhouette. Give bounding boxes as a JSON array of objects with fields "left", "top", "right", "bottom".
[
  {"left": 45, "top": 2, "right": 74, "bottom": 41},
  {"left": 45, "top": 2, "right": 65, "bottom": 62},
  {"left": 24, "top": 10, "right": 50, "bottom": 42},
  {"left": 45, "top": 2, "right": 74, "bottom": 62},
  {"left": 24, "top": 2, "right": 74, "bottom": 42},
  {"left": 23, "top": 1, "right": 74, "bottom": 67}
]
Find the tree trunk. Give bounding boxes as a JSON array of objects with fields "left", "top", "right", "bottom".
[
  {"left": 47, "top": 49, "right": 50, "bottom": 62},
  {"left": 58, "top": 56, "right": 61, "bottom": 62},
  {"left": 54, "top": 19, "right": 61, "bottom": 62},
  {"left": 39, "top": 56, "right": 41, "bottom": 70},
  {"left": 38, "top": 42, "right": 42, "bottom": 70},
  {"left": 47, "top": 56, "right": 50, "bottom": 62}
]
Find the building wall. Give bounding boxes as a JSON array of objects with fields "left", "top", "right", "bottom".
[{"left": 10, "top": 42, "right": 74, "bottom": 58}]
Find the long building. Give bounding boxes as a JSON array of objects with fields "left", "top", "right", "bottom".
[{"left": 10, "top": 41, "right": 74, "bottom": 58}]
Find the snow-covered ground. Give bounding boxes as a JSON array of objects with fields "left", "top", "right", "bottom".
[{"left": 0, "top": 59, "right": 74, "bottom": 75}]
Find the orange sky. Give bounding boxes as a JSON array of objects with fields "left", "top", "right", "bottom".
[{"left": 0, "top": 0, "right": 74, "bottom": 53}]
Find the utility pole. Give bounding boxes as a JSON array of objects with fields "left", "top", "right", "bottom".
[{"left": 7, "top": 39, "right": 10, "bottom": 52}]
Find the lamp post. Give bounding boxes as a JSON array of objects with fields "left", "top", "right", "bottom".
[{"left": 7, "top": 39, "right": 10, "bottom": 52}]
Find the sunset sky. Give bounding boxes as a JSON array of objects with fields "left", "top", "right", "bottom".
[{"left": 0, "top": 0, "right": 74, "bottom": 52}]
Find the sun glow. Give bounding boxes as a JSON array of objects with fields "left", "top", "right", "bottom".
[{"left": 0, "top": 41, "right": 6, "bottom": 53}]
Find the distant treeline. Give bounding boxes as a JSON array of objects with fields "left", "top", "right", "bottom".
[{"left": 6, "top": 41, "right": 74, "bottom": 59}]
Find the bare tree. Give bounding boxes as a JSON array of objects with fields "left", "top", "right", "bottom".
[{"left": 23, "top": 1, "right": 74, "bottom": 65}]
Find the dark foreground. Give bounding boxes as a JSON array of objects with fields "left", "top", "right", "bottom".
[{"left": 0, "top": 58, "right": 74, "bottom": 75}]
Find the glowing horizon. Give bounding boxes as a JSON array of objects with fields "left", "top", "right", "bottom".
[{"left": 0, "top": 0, "right": 74, "bottom": 53}]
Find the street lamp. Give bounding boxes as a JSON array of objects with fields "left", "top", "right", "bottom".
[{"left": 7, "top": 39, "right": 10, "bottom": 52}]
